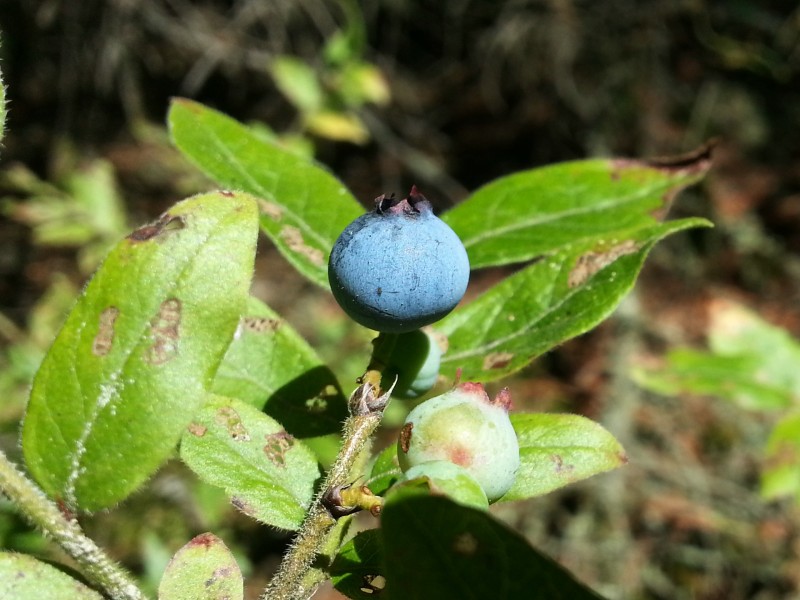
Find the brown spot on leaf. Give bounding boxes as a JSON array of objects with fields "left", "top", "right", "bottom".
[
  {"left": 259, "top": 200, "right": 284, "bottom": 221},
  {"left": 452, "top": 532, "right": 479, "bottom": 555},
  {"left": 610, "top": 141, "right": 714, "bottom": 218},
  {"left": 219, "top": 189, "right": 235, "bottom": 197},
  {"left": 231, "top": 496, "right": 256, "bottom": 516},
  {"left": 568, "top": 240, "right": 641, "bottom": 288},
  {"left": 264, "top": 431, "right": 295, "bottom": 467},
  {"left": 206, "top": 566, "right": 234, "bottom": 587},
  {"left": 483, "top": 352, "right": 514, "bottom": 370},
  {"left": 189, "top": 532, "right": 217, "bottom": 548},
  {"left": 551, "top": 454, "right": 575, "bottom": 476},
  {"left": 128, "top": 214, "right": 185, "bottom": 241},
  {"left": 146, "top": 298, "right": 182, "bottom": 364},
  {"left": 399, "top": 422, "right": 413, "bottom": 454},
  {"left": 187, "top": 422, "right": 207, "bottom": 437},
  {"left": 279, "top": 225, "right": 324, "bottom": 266},
  {"left": 242, "top": 316, "right": 281, "bottom": 333},
  {"left": 92, "top": 307, "right": 119, "bottom": 356},
  {"left": 215, "top": 406, "right": 250, "bottom": 441}
]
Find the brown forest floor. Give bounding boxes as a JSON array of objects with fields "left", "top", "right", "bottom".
[{"left": 1, "top": 2, "right": 800, "bottom": 599}]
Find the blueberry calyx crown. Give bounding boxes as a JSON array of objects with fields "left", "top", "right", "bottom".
[{"left": 374, "top": 184, "right": 432, "bottom": 217}]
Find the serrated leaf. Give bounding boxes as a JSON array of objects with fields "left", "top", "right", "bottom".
[
  {"left": 212, "top": 296, "right": 348, "bottom": 438},
  {"left": 330, "top": 529, "right": 385, "bottom": 600},
  {"left": 500, "top": 413, "right": 627, "bottom": 502},
  {"left": 180, "top": 395, "right": 321, "bottom": 530},
  {"left": 22, "top": 191, "right": 258, "bottom": 510},
  {"left": 168, "top": 98, "right": 362, "bottom": 287},
  {"left": 438, "top": 219, "right": 709, "bottom": 382},
  {"left": 158, "top": 533, "right": 243, "bottom": 600},
  {"left": 380, "top": 491, "right": 606, "bottom": 599},
  {"left": 443, "top": 154, "right": 711, "bottom": 269},
  {"left": 0, "top": 552, "right": 103, "bottom": 600}
]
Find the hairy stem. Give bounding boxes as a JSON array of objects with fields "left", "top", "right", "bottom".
[
  {"left": 0, "top": 450, "right": 148, "bottom": 600},
  {"left": 263, "top": 332, "right": 397, "bottom": 600}
]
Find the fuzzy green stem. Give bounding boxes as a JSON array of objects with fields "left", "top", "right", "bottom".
[
  {"left": 261, "top": 408, "right": 383, "bottom": 600},
  {"left": 0, "top": 449, "right": 148, "bottom": 600}
]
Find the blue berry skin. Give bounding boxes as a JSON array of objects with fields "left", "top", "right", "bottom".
[{"left": 328, "top": 188, "right": 470, "bottom": 333}]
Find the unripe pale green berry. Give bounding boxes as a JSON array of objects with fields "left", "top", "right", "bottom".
[
  {"left": 397, "top": 382, "right": 520, "bottom": 501},
  {"left": 400, "top": 460, "right": 488, "bottom": 509}
]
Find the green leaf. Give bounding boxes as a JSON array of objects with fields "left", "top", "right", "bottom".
[
  {"left": 438, "top": 219, "right": 708, "bottom": 381},
  {"left": 168, "top": 98, "right": 363, "bottom": 287},
  {"left": 158, "top": 533, "right": 243, "bottom": 600},
  {"left": 271, "top": 56, "right": 324, "bottom": 114},
  {"left": 500, "top": 413, "right": 627, "bottom": 502},
  {"left": 443, "top": 154, "right": 711, "bottom": 269},
  {"left": 761, "top": 412, "right": 800, "bottom": 502},
  {"left": 367, "top": 444, "right": 401, "bottom": 496},
  {"left": 180, "top": 395, "right": 321, "bottom": 530},
  {"left": 212, "top": 296, "right": 348, "bottom": 438},
  {"left": 380, "top": 491, "right": 606, "bottom": 599},
  {"left": 632, "top": 348, "right": 792, "bottom": 411},
  {"left": 632, "top": 301, "right": 800, "bottom": 411},
  {"left": 0, "top": 552, "right": 103, "bottom": 600},
  {"left": 330, "top": 529, "right": 385, "bottom": 600},
  {"left": 22, "top": 191, "right": 259, "bottom": 510}
]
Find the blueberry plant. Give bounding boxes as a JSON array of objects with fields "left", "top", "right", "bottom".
[{"left": 0, "top": 62, "right": 713, "bottom": 599}]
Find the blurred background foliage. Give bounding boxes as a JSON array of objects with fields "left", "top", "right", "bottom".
[{"left": 0, "top": 1, "right": 799, "bottom": 598}]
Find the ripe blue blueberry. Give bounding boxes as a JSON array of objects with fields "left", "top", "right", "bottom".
[{"left": 328, "top": 187, "right": 470, "bottom": 333}]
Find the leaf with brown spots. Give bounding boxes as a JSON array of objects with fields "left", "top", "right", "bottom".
[
  {"left": 169, "top": 98, "right": 362, "bottom": 288},
  {"left": 443, "top": 147, "right": 711, "bottom": 269},
  {"left": 22, "top": 191, "right": 259, "bottom": 511},
  {"left": 180, "top": 395, "right": 321, "bottom": 530},
  {"left": 0, "top": 552, "right": 103, "bottom": 600},
  {"left": 436, "top": 148, "right": 712, "bottom": 383},
  {"left": 158, "top": 533, "right": 243, "bottom": 600},
  {"left": 499, "top": 413, "right": 627, "bottom": 502},
  {"left": 437, "top": 219, "right": 709, "bottom": 382},
  {"left": 212, "top": 296, "right": 347, "bottom": 439}
]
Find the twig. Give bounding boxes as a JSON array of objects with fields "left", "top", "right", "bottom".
[{"left": 0, "top": 449, "right": 148, "bottom": 600}]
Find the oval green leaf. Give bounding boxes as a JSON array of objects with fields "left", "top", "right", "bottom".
[
  {"left": 212, "top": 296, "right": 348, "bottom": 438},
  {"left": 443, "top": 152, "right": 711, "bottom": 269},
  {"left": 380, "top": 491, "right": 606, "bottom": 599},
  {"left": 180, "top": 395, "right": 321, "bottom": 530},
  {"left": 22, "top": 191, "right": 259, "bottom": 510},
  {"left": 0, "top": 552, "right": 103, "bottom": 600},
  {"left": 168, "top": 98, "right": 362, "bottom": 287},
  {"left": 500, "top": 413, "right": 627, "bottom": 502},
  {"left": 158, "top": 533, "right": 243, "bottom": 600},
  {"left": 437, "top": 219, "right": 709, "bottom": 382}
]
